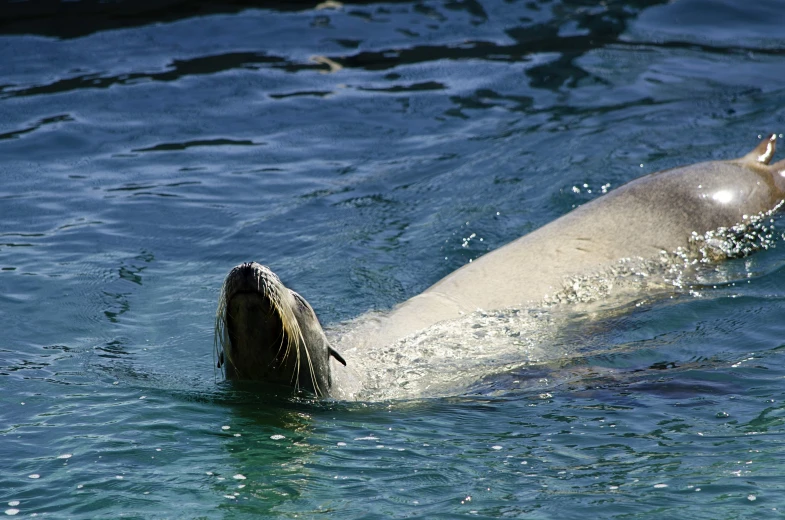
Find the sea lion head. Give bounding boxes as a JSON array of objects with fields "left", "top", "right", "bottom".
[{"left": 214, "top": 262, "right": 345, "bottom": 396}]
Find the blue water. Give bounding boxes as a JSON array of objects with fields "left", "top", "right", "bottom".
[{"left": 2, "top": 0, "right": 785, "bottom": 517}]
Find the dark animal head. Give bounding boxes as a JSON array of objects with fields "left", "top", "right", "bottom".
[{"left": 214, "top": 262, "right": 345, "bottom": 396}]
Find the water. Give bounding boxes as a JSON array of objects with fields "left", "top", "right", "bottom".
[{"left": 2, "top": 0, "right": 785, "bottom": 517}]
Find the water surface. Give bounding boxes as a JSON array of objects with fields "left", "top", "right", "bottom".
[{"left": 2, "top": 0, "right": 785, "bottom": 517}]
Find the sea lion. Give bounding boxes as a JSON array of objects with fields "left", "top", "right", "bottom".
[{"left": 215, "top": 135, "right": 785, "bottom": 398}]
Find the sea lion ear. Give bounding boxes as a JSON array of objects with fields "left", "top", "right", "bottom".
[
  {"left": 743, "top": 133, "right": 777, "bottom": 164},
  {"left": 328, "top": 345, "right": 347, "bottom": 366}
]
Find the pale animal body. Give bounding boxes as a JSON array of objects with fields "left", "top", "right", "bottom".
[{"left": 215, "top": 135, "right": 785, "bottom": 399}]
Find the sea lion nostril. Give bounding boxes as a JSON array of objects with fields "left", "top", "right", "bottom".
[{"left": 237, "top": 262, "right": 255, "bottom": 273}]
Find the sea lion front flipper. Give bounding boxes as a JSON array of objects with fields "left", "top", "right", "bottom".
[
  {"left": 743, "top": 133, "right": 777, "bottom": 164},
  {"left": 769, "top": 157, "right": 785, "bottom": 174},
  {"left": 328, "top": 345, "right": 347, "bottom": 366}
]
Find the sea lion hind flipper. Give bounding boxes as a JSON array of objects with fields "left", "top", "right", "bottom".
[
  {"left": 328, "top": 345, "right": 347, "bottom": 366},
  {"left": 743, "top": 133, "right": 777, "bottom": 164}
]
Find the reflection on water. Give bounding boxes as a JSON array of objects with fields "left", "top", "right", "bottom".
[{"left": 2, "top": 0, "right": 785, "bottom": 517}]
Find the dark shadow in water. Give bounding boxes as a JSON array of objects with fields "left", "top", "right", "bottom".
[
  {"left": 13, "top": 0, "right": 757, "bottom": 102},
  {"left": 330, "top": 0, "right": 670, "bottom": 91},
  {"left": 132, "top": 139, "right": 261, "bottom": 152},
  {"left": 0, "top": 0, "right": 415, "bottom": 39},
  {"left": 0, "top": 114, "right": 73, "bottom": 140},
  {"left": 4, "top": 0, "right": 781, "bottom": 104},
  {"left": 463, "top": 355, "right": 749, "bottom": 410},
  {"left": 0, "top": 52, "right": 327, "bottom": 99}
]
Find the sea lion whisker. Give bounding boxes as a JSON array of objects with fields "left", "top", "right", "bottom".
[
  {"left": 273, "top": 330, "right": 288, "bottom": 362},
  {"left": 301, "top": 339, "right": 322, "bottom": 395}
]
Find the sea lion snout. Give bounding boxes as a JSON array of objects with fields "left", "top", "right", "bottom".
[{"left": 224, "top": 262, "right": 276, "bottom": 295}]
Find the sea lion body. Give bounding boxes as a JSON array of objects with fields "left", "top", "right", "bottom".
[
  {"left": 365, "top": 138, "right": 785, "bottom": 346},
  {"left": 216, "top": 135, "right": 785, "bottom": 398}
]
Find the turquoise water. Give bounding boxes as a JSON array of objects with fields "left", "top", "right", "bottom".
[{"left": 2, "top": 0, "right": 785, "bottom": 517}]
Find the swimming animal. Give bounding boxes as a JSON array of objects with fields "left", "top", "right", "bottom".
[{"left": 215, "top": 135, "right": 785, "bottom": 398}]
